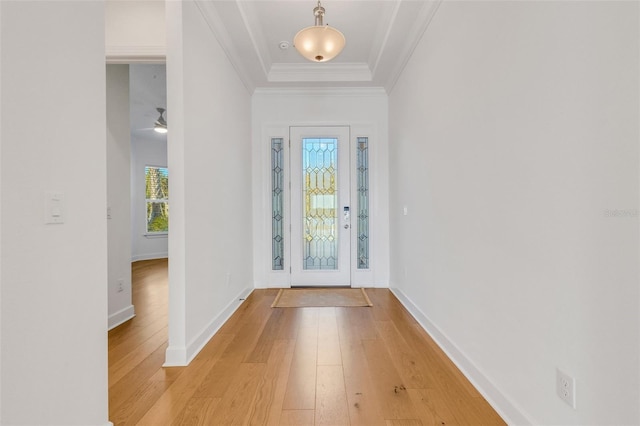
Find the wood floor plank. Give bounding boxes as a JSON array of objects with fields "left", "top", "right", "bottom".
[
  {"left": 244, "top": 307, "right": 285, "bottom": 363},
  {"left": 194, "top": 344, "right": 263, "bottom": 399},
  {"left": 380, "top": 309, "right": 502, "bottom": 424},
  {"left": 193, "top": 303, "right": 272, "bottom": 398},
  {"left": 407, "top": 388, "right": 452, "bottom": 426},
  {"left": 109, "top": 379, "right": 171, "bottom": 426},
  {"left": 275, "top": 307, "right": 303, "bottom": 339},
  {"left": 109, "top": 326, "right": 168, "bottom": 385},
  {"left": 381, "top": 310, "right": 480, "bottom": 402},
  {"left": 190, "top": 358, "right": 239, "bottom": 399},
  {"left": 362, "top": 338, "right": 420, "bottom": 420},
  {"left": 427, "top": 387, "right": 472, "bottom": 425},
  {"left": 173, "top": 397, "right": 220, "bottom": 426},
  {"left": 282, "top": 308, "right": 319, "bottom": 410},
  {"left": 220, "top": 289, "right": 276, "bottom": 333},
  {"left": 385, "top": 420, "right": 423, "bottom": 426},
  {"left": 108, "top": 315, "right": 167, "bottom": 362},
  {"left": 365, "top": 288, "right": 392, "bottom": 321},
  {"left": 135, "top": 332, "right": 235, "bottom": 426},
  {"left": 470, "top": 397, "right": 507, "bottom": 424},
  {"left": 336, "top": 308, "right": 386, "bottom": 426},
  {"left": 315, "top": 365, "right": 350, "bottom": 425},
  {"left": 343, "top": 305, "right": 378, "bottom": 340},
  {"left": 249, "top": 339, "right": 296, "bottom": 426},
  {"left": 410, "top": 324, "right": 482, "bottom": 399},
  {"left": 317, "top": 307, "right": 342, "bottom": 366},
  {"left": 280, "top": 410, "right": 315, "bottom": 425},
  {"left": 109, "top": 342, "right": 169, "bottom": 411},
  {"left": 205, "top": 362, "right": 265, "bottom": 424},
  {"left": 375, "top": 320, "right": 429, "bottom": 389}
]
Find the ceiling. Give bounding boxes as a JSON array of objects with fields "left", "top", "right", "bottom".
[
  {"left": 197, "top": 0, "right": 441, "bottom": 92},
  {"left": 127, "top": 1, "right": 441, "bottom": 134},
  {"left": 129, "top": 63, "right": 167, "bottom": 140}
]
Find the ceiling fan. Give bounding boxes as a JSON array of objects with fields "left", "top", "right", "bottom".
[
  {"left": 153, "top": 107, "right": 167, "bottom": 134},
  {"left": 134, "top": 107, "right": 167, "bottom": 134}
]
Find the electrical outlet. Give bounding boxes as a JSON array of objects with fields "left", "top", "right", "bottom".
[
  {"left": 556, "top": 368, "right": 576, "bottom": 409},
  {"left": 117, "top": 278, "right": 124, "bottom": 293}
]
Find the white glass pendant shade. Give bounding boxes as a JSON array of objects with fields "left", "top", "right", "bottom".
[
  {"left": 294, "top": 25, "right": 345, "bottom": 62},
  {"left": 294, "top": 1, "right": 345, "bottom": 62}
]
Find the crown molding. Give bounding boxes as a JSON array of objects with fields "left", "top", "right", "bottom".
[
  {"left": 194, "top": 0, "right": 256, "bottom": 94},
  {"left": 105, "top": 45, "right": 165, "bottom": 64},
  {"left": 369, "top": 0, "right": 403, "bottom": 74},
  {"left": 236, "top": 0, "right": 272, "bottom": 78},
  {"left": 268, "top": 63, "right": 372, "bottom": 83},
  {"left": 253, "top": 86, "right": 387, "bottom": 98},
  {"left": 385, "top": 0, "right": 443, "bottom": 92}
]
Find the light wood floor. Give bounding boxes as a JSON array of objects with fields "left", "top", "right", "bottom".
[{"left": 109, "top": 259, "right": 505, "bottom": 425}]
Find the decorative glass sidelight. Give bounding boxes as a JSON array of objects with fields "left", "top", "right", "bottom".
[
  {"left": 356, "top": 137, "right": 369, "bottom": 269},
  {"left": 302, "top": 138, "right": 338, "bottom": 270},
  {"left": 271, "top": 138, "right": 284, "bottom": 270}
]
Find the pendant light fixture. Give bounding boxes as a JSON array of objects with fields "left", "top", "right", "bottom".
[
  {"left": 294, "top": 0, "right": 345, "bottom": 63},
  {"left": 153, "top": 107, "right": 167, "bottom": 134}
]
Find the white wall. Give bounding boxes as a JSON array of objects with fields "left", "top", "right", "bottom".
[
  {"left": 131, "top": 135, "right": 168, "bottom": 261},
  {"left": 107, "top": 64, "right": 135, "bottom": 330},
  {"left": 0, "top": 1, "right": 110, "bottom": 425},
  {"left": 0, "top": 0, "right": 3, "bottom": 416},
  {"left": 105, "top": 0, "right": 166, "bottom": 61},
  {"left": 389, "top": 2, "right": 639, "bottom": 425},
  {"left": 252, "top": 88, "right": 390, "bottom": 289},
  {"left": 164, "top": 0, "right": 253, "bottom": 366}
]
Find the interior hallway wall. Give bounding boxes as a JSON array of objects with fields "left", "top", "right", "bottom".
[
  {"left": 107, "top": 64, "right": 134, "bottom": 330},
  {"left": 388, "top": 2, "right": 639, "bottom": 424},
  {"left": 165, "top": 0, "right": 253, "bottom": 365},
  {"left": 0, "top": 1, "right": 109, "bottom": 424}
]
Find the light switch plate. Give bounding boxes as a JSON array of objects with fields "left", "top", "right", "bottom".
[{"left": 45, "top": 191, "right": 65, "bottom": 224}]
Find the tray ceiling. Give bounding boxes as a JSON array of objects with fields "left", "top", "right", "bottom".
[{"left": 195, "top": 0, "right": 441, "bottom": 92}]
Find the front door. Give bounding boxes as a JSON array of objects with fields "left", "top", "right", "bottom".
[{"left": 290, "top": 126, "right": 351, "bottom": 286}]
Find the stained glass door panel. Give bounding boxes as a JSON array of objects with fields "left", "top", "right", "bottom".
[
  {"left": 290, "top": 127, "right": 351, "bottom": 286},
  {"left": 302, "top": 138, "right": 338, "bottom": 270}
]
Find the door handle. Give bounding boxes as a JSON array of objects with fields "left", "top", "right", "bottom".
[{"left": 343, "top": 206, "right": 350, "bottom": 229}]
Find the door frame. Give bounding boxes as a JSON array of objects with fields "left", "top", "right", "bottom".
[
  {"left": 259, "top": 122, "right": 380, "bottom": 289},
  {"left": 289, "top": 126, "right": 351, "bottom": 287}
]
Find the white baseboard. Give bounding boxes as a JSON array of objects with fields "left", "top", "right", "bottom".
[
  {"left": 131, "top": 253, "right": 168, "bottom": 262},
  {"left": 389, "top": 287, "right": 532, "bottom": 426},
  {"left": 164, "top": 345, "right": 187, "bottom": 366},
  {"left": 108, "top": 305, "right": 135, "bottom": 330},
  {"left": 164, "top": 287, "right": 254, "bottom": 367}
]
